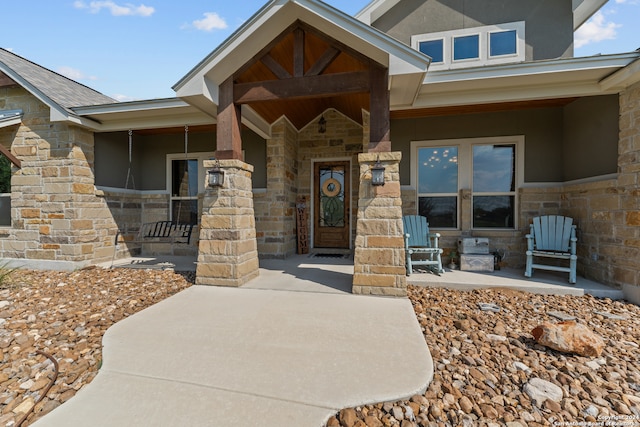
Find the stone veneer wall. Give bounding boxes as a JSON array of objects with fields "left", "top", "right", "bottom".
[
  {"left": 297, "top": 109, "right": 364, "bottom": 250},
  {"left": 254, "top": 110, "right": 364, "bottom": 257},
  {"left": 0, "top": 86, "right": 116, "bottom": 269},
  {"left": 615, "top": 80, "right": 640, "bottom": 302},
  {"left": 254, "top": 118, "right": 299, "bottom": 258}
]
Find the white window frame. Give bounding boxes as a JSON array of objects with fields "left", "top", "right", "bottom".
[
  {"left": 166, "top": 152, "right": 214, "bottom": 222},
  {"left": 412, "top": 21, "right": 525, "bottom": 71},
  {"left": 411, "top": 136, "right": 524, "bottom": 230}
]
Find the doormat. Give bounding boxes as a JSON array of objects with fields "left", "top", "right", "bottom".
[{"left": 309, "top": 253, "right": 350, "bottom": 259}]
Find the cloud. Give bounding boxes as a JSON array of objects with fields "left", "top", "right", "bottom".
[
  {"left": 575, "top": 11, "right": 621, "bottom": 48},
  {"left": 57, "top": 66, "right": 98, "bottom": 81},
  {"left": 191, "top": 12, "right": 228, "bottom": 32},
  {"left": 74, "top": 1, "right": 154, "bottom": 17},
  {"left": 112, "top": 94, "right": 136, "bottom": 102}
]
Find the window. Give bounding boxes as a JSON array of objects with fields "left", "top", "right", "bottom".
[
  {"left": 412, "top": 21, "right": 524, "bottom": 70},
  {"left": 417, "top": 146, "right": 458, "bottom": 228},
  {"left": 472, "top": 145, "right": 516, "bottom": 228},
  {"left": 419, "top": 39, "right": 444, "bottom": 63},
  {"left": 453, "top": 34, "right": 479, "bottom": 61},
  {"left": 0, "top": 155, "right": 10, "bottom": 226},
  {"left": 412, "top": 137, "right": 523, "bottom": 230},
  {"left": 489, "top": 30, "right": 517, "bottom": 57},
  {"left": 166, "top": 152, "right": 214, "bottom": 224}
]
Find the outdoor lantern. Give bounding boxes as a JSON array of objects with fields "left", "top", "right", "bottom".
[
  {"left": 318, "top": 115, "right": 327, "bottom": 133},
  {"left": 208, "top": 159, "right": 225, "bottom": 188},
  {"left": 371, "top": 156, "right": 386, "bottom": 186}
]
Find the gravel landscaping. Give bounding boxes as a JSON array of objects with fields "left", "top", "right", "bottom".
[
  {"left": 0, "top": 267, "right": 192, "bottom": 427},
  {"left": 1, "top": 268, "right": 639, "bottom": 427},
  {"left": 327, "top": 286, "right": 640, "bottom": 427}
]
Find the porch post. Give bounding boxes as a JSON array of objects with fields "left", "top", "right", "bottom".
[
  {"left": 368, "top": 65, "right": 391, "bottom": 152},
  {"left": 196, "top": 159, "right": 259, "bottom": 287},
  {"left": 353, "top": 152, "right": 407, "bottom": 296},
  {"left": 216, "top": 77, "right": 243, "bottom": 160}
]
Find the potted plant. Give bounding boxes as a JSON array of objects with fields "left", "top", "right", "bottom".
[{"left": 448, "top": 250, "right": 458, "bottom": 270}]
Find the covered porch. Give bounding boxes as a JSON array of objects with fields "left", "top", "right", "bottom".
[{"left": 105, "top": 253, "right": 623, "bottom": 299}]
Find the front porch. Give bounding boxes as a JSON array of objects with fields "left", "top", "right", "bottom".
[{"left": 105, "top": 254, "right": 623, "bottom": 299}]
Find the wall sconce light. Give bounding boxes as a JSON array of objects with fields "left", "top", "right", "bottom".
[
  {"left": 318, "top": 115, "right": 326, "bottom": 133},
  {"left": 371, "top": 156, "right": 385, "bottom": 186},
  {"left": 208, "top": 159, "right": 225, "bottom": 188}
]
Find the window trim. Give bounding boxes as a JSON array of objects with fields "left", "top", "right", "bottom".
[
  {"left": 412, "top": 21, "right": 525, "bottom": 70},
  {"left": 166, "top": 151, "right": 214, "bottom": 223},
  {"left": 411, "top": 136, "right": 524, "bottom": 230}
]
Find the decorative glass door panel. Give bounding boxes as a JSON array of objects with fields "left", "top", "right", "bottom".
[{"left": 314, "top": 161, "right": 350, "bottom": 249}]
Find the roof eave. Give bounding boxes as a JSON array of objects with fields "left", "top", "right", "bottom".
[
  {"left": 411, "top": 52, "right": 640, "bottom": 110},
  {"left": 573, "top": 0, "right": 609, "bottom": 30}
]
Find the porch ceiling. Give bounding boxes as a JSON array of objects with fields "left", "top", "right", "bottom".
[{"left": 235, "top": 24, "right": 371, "bottom": 129}]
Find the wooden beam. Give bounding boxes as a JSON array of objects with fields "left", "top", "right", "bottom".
[
  {"left": 261, "top": 54, "right": 292, "bottom": 80},
  {"left": 368, "top": 66, "right": 390, "bottom": 152},
  {"left": 294, "top": 28, "right": 305, "bottom": 78},
  {"left": 234, "top": 71, "right": 370, "bottom": 104},
  {"left": 305, "top": 46, "right": 340, "bottom": 77},
  {"left": 216, "top": 77, "right": 243, "bottom": 160},
  {"left": 0, "top": 145, "right": 21, "bottom": 168}
]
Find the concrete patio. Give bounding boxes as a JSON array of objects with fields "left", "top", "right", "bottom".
[{"left": 106, "top": 254, "right": 624, "bottom": 299}]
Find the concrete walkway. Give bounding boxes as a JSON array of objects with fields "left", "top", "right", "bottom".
[{"left": 33, "top": 258, "right": 433, "bottom": 427}]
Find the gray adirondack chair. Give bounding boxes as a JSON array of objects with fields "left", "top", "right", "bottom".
[
  {"left": 525, "top": 215, "right": 577, "bottom": 283},
  {"left": 403, "top": 215, "right": 444, "bottom": 275}
]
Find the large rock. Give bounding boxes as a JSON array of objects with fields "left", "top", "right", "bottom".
[{"left": 531, "top": 321, "right": 605, "bottom": 357}]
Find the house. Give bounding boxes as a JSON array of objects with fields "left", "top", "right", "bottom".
[{"left": 1, "top": 0, "right": 639, "bottom": 302}]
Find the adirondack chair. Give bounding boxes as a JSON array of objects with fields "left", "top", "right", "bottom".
[
  {"left": 403, "top": 215, "right": 444, "bottom": 275},
  {"left": 525, "top": 215, "right": 577, "bottom": 283}
]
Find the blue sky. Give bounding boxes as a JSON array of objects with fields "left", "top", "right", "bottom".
[{"left": 2, "top": 0, "right": 638, "bottom": 102}]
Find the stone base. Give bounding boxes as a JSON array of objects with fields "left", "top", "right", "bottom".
[
  {"left": 195, "top": 160, "right": 259, "bottom": 287},
  {"left": 353, "top": 152, "right": 407, "bottom": 296}
]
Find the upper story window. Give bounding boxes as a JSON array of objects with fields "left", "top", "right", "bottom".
[{"left": 413, "top": 22, "right": 525, "bottom": 70}]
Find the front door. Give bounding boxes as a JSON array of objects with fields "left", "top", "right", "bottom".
[{"left": 314, "top": 161, "right": 350, "bottom": 249}]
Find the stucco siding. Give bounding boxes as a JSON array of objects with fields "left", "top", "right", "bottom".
[
  {"left": 562, "top": 95, "right": 619, "bottom": 181},
  {"left": 95, "top": 129, "right": 267, "bottom": 190},
  {"left": 372, "top": 0, "right": 573, "bottom": 60},
  {"left": 391, "top": 107, "right": 565, "bottom": 185}
]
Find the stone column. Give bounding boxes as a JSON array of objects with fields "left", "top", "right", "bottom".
[
  {"left": 618, "top": 81, "right": 640, "bottom": 304},
  {"left": 353, "top": 152, "right": 407, "bottom": 296},
  {"left": 196, "top": 159, "right": 259, "bottom": 287}
]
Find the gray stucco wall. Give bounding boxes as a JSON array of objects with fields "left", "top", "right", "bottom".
[
  {"left": 95, "top": 128, "right": 267, "bottom": 190},
  {"left": 373, "top": 0, "right": 574, "bottom": 60},
  {"left": 392, "top": 107, "right": 565, "bottom": 185},
  {"left": 562, "top": 95, "right": 619, "bottom": 181},
  {"left": 392, "top": 95, "right": 619, "bottom": 186}
]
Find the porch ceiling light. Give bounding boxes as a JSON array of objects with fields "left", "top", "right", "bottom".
[
  {"left": 318, "top": 115, "right": 326, "bottom": 133},
  {"left": 208, "top": 159, "right": 225, "bottom": 188},
  {"left": 371, "top": 156, "right": 385, "bottom": 187}
]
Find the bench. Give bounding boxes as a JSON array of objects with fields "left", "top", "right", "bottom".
[{"left": 114, "top": 221, "right": 195, "bottom": 247}]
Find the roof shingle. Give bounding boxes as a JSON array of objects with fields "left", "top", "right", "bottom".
[{"left": 0, "top": 48, "right": 116, "bottom": 112}]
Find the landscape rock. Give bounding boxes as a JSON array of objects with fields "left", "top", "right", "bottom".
[
  {"left": 523, "top": 378, "right": 564, "bottom": 407},
  {"left": 531, "top": 321, "right": 605, "bottom": 357}
]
